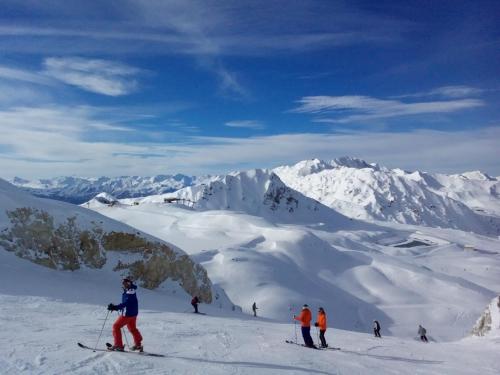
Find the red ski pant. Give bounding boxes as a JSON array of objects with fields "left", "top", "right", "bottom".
[{"left": 112, "top": 315, "right": 142, "bottom": 348}]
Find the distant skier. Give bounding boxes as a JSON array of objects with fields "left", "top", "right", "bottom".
[
  {"left": 294, "top": 304, "right": 315, "bottom": 348},
  {"left": 418, "top": 325, "right": 428, "bottom": 342},
  {"left": 191, "top": 295, "right": 200, "bottom": 313},
  {"left": 252, "top": 302, "right": 258, "bottom": 317},
  {"left": 107, "top": 277, "right": 143, "bottom": 352},
  {"left": 373, "top": 320, "right": 381, "bottom": 338},
  {"left": 314, "top": 307, "right": 328, "bottom": 348}
]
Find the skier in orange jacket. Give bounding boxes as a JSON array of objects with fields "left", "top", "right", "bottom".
[
  {"left": 314, "top": 307, "right": 328, "bottom": 348},
  {"left": 294, "top": 304, "right": 315, "bottom": 347}
]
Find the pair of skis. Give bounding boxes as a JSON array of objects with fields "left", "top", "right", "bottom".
[
  {"left": 77, "top": 342, "right": 165, "bottom": 357},
  {"left": 285, "top": 340, "right": 341, "bottom": 351}
]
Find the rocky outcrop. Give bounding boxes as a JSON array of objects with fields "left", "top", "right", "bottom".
[
  {"left": 105, "top": 232, "right": 212, "bottom": 302},
  {"left": 0, "top": 207, "right": 212, "bottom": 302},
  {"left": 0, "top": 207, "right": 106, "bottom": 270},
  {"left": 471, "top": 296, "right": 500, "bottom": 336}
]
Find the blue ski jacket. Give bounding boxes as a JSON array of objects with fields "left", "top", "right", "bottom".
[{"left": 116, "top": 283, "right": 139, "bottom": 317}]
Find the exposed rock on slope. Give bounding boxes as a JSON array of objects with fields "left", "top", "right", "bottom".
[
  {"left": 0, "top": 179, "right": 214, "bottom": 302},
  {"left": 471, "top": 296, "right": 500, "bottom": 337}
]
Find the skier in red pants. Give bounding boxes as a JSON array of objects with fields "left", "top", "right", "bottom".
[{"left": 107, "top": 277, "right": 143, "bottom": 352}]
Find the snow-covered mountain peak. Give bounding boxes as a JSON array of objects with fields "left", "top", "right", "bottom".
[
  {"left": 460, "top": 171, "right": 496, "bottom": 182},
  {"left": 289, "top": 158, "right": 335, "bottom": 176},
  {"left": 274, "top": 161, "right": 500, "bottom": 235},
  {"left": 143, "top": 168, "right": 351, "bottom": 225},
  {"left": 276, "top": 157, "right": 376, "bottom": 178},
  {"left": 331, "top": 156, "right": 377, "bottom": 170}
]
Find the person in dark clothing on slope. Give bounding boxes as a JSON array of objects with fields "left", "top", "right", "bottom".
[
  {"left": 418, "top": 325, "right": 428, "bottom": 342},
  {"left": 294, "top": 304, "right": 315, "bottom": 348},
  {"left": 373, "top": 320, "right": 381, "bottom": 338},
  {"left": 107, "top": 277, "right": 143, "bottom": 352},
  {"left": 191, "top": 296, "right": 200, "bottom": 313},
  {"left": 252, "top": 302, "right": 258, "bottom": 317}
]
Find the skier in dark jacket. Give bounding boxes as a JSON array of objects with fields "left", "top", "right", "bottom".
[
  {"left": 373, "top": 320, "right": 381, "bottom": 338},
  {"left": 418, "top": 325, "right": 428, "bottom": 342},
  {"left": 252, "top": 302, "right": 258, "bottom": 317},
  {"left": 107, "top": 277, "right": 143, "bottom": 352},
  {"left": 191, "top": 296, "right": 200, "bottom": 313}
]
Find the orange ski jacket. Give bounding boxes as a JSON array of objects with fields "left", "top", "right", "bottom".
[
  {"left": 316, "top": 311, "right": 327, "bottom": 330},
  {"left": 294, "top": 308, "right": 312, "bottom": 327}
]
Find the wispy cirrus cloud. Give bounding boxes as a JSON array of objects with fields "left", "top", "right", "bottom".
[
  {"left": 0, "top": 65, "right": 52, "bottom": 85},
  {"left": 42, "top": 57, "right": 141, "bottom": 96},
  {"left": 392, "top": 85, "right": 484, "bottom": 99},
  {"left": 0, "top": 103, "right": 498, "bottom": 177},
  {"left": 225, "top": 120, "right": 264, "bottom": 129},
  {"left": 291, "top": 94, "right": 484, "bottom": 123},
  {"left": 0, "top": 1, "right": 413, "bottom": 97}
]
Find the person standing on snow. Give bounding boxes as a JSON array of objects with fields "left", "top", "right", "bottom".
[
  {"left": 191, "top": 295, "right": 200, "bottom": 313},
  {"left": 314, "top": 307, "right": 328, "bottom": 348},
  {"left": 294, "top": 304, "right": 315, "bottom": 347},
  {"left": 373, "top": 320, "right": 381, "bottom": 338},
  {"left": 252, "top": 302, "right": 258, "bottom": 317},
  {"left": 418, "top": 325, "right": 428, "bottom": 342},
  {"left": 107, "top": 277, "right": 143, "bottom": 352}
]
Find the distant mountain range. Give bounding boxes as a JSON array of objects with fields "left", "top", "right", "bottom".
[
  {"left": 10, "top": 174, "right": 211, "bottom": 204},
  {"left": 10, "top": 157, "right": 500, "bottom": 234}
]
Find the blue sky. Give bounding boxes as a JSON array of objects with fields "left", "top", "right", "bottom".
[{"left": 0, "top": 0, "right": 499, "bottom": 178}]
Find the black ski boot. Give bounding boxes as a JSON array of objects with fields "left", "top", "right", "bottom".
[{"left": 107, "top": 345, "right": 124, "bottom": 352}]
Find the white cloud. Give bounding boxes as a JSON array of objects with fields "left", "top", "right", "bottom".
[
  {"left": 291, "top": 95, "right": 484, "bottom": 123},
  {"left": 393, "top": 85, "right": 484, "bottom": 99},
  {"left": 0, "top": 103, "right": 498, "bottom": 178},
  {"left": 0, "top": 65, "right": 52, "bottom": 85},
  {"left": 225, "top": 120, "right": 264, "bottom": 129},
  {"left": 0, "top": 1, "right": 411, "bottom": 98},
  {"left": 43, "top": 57, "right": 141, "bottom": 96}
]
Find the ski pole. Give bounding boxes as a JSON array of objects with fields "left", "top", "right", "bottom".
[
  {"left": 122, "top": 326, "right": 130, "bottom": 349},
  {"left": 316, "top": 326, "right": 320, "bottom": 346},
  {"left": 94, "top": 310, "right": 111, "bottom": 351},
  {"left": 294, "top": 318, "right": 298, "bottom": 344}
]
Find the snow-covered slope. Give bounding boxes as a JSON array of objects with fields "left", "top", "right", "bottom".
[
  {"left": 88, "top": 192, "right": 500, "bottom": 341},
  {"left": 9, "top": 174, "right": 210, "bottom": 204},
  {"left": 434, "top": 171, "right": 500, "bottom": 216},
  {"left": 1, "top": 243, "right": 499, "bottom": 375},
  {"left": 274, "top": 158, "right": 500, "bottom": 235},
  {"left": 0, "top": 179, "right": 227, "bottom": 305}
]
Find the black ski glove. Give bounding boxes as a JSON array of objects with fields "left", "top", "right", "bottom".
[
  {"left": 314, "top": 322, "right": 319, "bottom": 327},
  {"left": 107, "top": 303, "right": 117, "bottom": 311}
]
